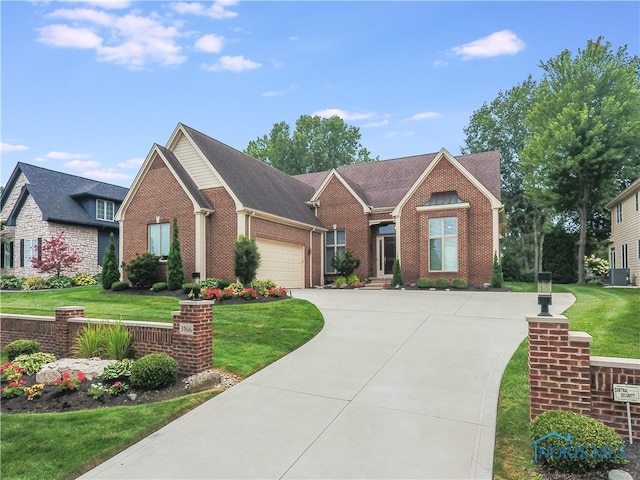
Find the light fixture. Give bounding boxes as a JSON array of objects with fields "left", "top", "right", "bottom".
[
  {"left": 191, "top": 272, "right": 201, "bottom": 300},
  {"left": 537, "top": 272, "right": 552, "bottom": 316}
]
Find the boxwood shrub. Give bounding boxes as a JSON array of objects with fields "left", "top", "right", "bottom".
[
  {"left": 111, "top": 281, "right": 130, "bottom": 291},
  {"left": 452, "top": 278, "right": 468, "bottom": 289},
  {"left": 434, "top": 278, "right": 450, "bottom": 289},
  {"left": 416, "top": 278, "right": 433, "bottom": 289},
  {"left": 5, "top": 339, "right": 42, "bottom": 361},
  {"left": 530, "top": 410, "right": 627, "bottom": 473},
  {"left": 152, "top": 282, "right": 167, "bottom": 292},
  {"left": 130, "top": 353, "right": 179, "bottom": 390}
]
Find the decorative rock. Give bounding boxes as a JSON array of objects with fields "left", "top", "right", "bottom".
[
  {"left": 127, "top": 393, "right": 137, "bottom": 401},
  {"left": 609, "top": 470, "right": 633, "bottom": 480},
  {"left": 36, "top": 358, "right": 117, "bottom": 384},
  {"left": 183, "top": 370, "right": 222, "bottom": 393}
]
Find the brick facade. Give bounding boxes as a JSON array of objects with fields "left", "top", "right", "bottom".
[{"left": 528, "top": 315, "right": 640, "bottom": 440}]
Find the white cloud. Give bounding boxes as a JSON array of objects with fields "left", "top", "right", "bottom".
[
  {"left": 64, "top": 160, "right": 101, "bottom": 169},
  {"left": 451, "top": 30, "right": 525, "bottom": 60},
  {"left": 313, "top": 109, "right": 375, "bottom": 121},
  {"left": 83, "top": 169, "right": 131, "bottom": 181},
  {"left": 408, "top": 112, "right": 440, "bottom": 121},
  {"left": 1, "top": 143, "right": 29, "bottom": 153},
  {"left": 361, "top": 119, "right": 389, "bottom": 128},
  {"left": 204, "top": 55, "right": 262, "bottom": 72},
  {"left": 172, "top": 1, "right": 238, "bottom": 19},
  {"left": 35, "top": 151, "right": 92, "bottom": 162},
  {"left": 195, "top": 34, "right": 224, "bottom": 53},
  {"left": 38, "top": 24, "right": 103, "bottom": 49},
  {"left": 117, "top": 157, "right": 144, "bottom": 169},
  {"left": 39, "top": 8, "right": 186, "bottom": 68},
  {"left": 76, "top": 1, "right": 132, "bottom": 9},
  {"left": 432, "top": 60, "right": 448, "bottom": 68}
]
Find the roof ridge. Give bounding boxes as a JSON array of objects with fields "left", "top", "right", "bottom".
[{"left": 16, "top": 162, "right": 128, "bottom": 190}]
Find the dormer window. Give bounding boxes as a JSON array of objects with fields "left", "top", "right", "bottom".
[
  {"left": 425, "top": 191, "right": 464, "bottom": 206},
  {"left": 97, "top": 199, "right": 115, "bottom": 221}
]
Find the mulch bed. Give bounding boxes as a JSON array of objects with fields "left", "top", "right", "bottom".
[{"left": 0, "top": 373, "right": 198, "bottom": 414}]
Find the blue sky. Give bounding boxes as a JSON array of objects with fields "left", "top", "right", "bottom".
[{"left": 2, "top": 1, "right": 639, "bottom": 188}]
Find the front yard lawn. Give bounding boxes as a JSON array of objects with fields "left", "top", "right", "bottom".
[
  {"left": 0, "top": 287, "right": 324, "bottom": 480},
  {"left": 493, "top": 284, "right": 639, "bottom": 480}
]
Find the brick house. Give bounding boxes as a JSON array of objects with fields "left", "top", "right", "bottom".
[
  {"left": 1, "top": 163, "right": 128, "bottom": 278},
  {"left": 605, "top": 178, "right": 640, "bottom": 285},
  {"left": 117, "top": 123, "right": 502, "bottom": 288}
]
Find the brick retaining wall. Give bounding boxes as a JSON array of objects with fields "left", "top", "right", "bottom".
[{"left": 1, "top": 301, "right": 213, "bottom": 376}]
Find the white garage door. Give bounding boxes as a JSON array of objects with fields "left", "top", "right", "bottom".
[{"left": 255, "top": 239, "right": 305, "bottom": 288}]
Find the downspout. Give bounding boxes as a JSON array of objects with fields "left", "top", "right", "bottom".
[
  {"left": 309, "top": 228, "right": 315, "bottom": 288},
  {"left": 117, "top": 218, "right": 124, "bottom": 281}
]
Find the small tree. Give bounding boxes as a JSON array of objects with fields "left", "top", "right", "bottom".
[
  {"left": 490, "top": 252, "right": 504, "bottom": 288},
  {"left": 31, "top": 231, "right": 81, "bottom": 278},
  {"left": 167, "top": 217, "right": 185, "bottom": 290},
  {"left": 392, "top": 258, "right": 403, "bottom": 287},
  {"left": 101, "top": 232, "right": 120, "bottom": 290},
  {"left": 331, "top": 248, "right": 361, "bottom": 277},
  {"left": 122, "top": 253, "right": 160, "bottom": 289},
  {"left": 234, "top": 235, "right": 261, "bottom": 286}
]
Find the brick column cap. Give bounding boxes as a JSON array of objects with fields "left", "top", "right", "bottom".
[
  {"left": 56, "top": 306, "right": 85, "bottom": 312},
  {"left": 591, "top": 356, "right": 640, "bottom": 369},
  {"left": 179, "top": 300, "right": 215, "bottom": 306},
  {"left": 568, "top": 331, "right": 593, "bottom": 344},
  {"left": 526, "top": 314, "right": 568, "bottom": 324}
]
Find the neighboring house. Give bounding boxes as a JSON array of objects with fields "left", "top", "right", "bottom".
[
  {"left": 118, "top": 123, "right": 502, "bottom": 288},
  {"left": 605, "top": 178, "right": 640, "bottom": 286},
  {"left": 1, "top": 163, "right": 128, "bottom": 278}
]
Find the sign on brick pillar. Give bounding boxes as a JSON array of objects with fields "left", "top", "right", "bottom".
[
  {"left": 527, "top": 315, "right": 592, "bottom": 420},
  {"left": 55, "top": 306, "right": 85, "bottom": 357},
  {"left": 172, "top": 301, "right": 213, "bottom": 376}
]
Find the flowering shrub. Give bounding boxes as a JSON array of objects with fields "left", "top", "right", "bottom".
[
  {"left": 88, "top": 383, "right": 107, "bottom": 400},
  {"left": 227, "top": 282, "right": 243, "bottom": 293},
  {"left": 382, "top": 282, "right": 391, "bottom": 290},
  {"left": 24, "top": 383, "right": 44, "bottom": 400},
  {"left": 268, "top": 286, "right": 287, "bottom": 298},
  {"left": 2, "top": 380, "right": 27, "bottom": 398},
  {"left": 109, "top": 381, "right": 129, "bottom": 396},
  {"left": 350, "top": 281, "right": 363, "bottom": 288},
  {"left": 200, "top": 287, "right": 222, "bottom": 301},
  {"left": 221, "top": 287, "right": 235, "bottom": 299},
  {"left": 584, "top": 255, "right": 610, "bottom": 277},
  {"left": 55, "top": 372, "right": 86, "bottom": 391},
  {"left": 240, "top": 288, "right": 258, "bottom": 300},
  {"left": 1, "top": 362, "right": 26, "bottom": 382}
]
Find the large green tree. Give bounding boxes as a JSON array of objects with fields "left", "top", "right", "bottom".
[
  {"left": 521, "top": 38, "right": 640, "bottom": 283},
  {"left": 245, "top": 114, "right": 377, "bottom": 174},
  {"left": 462, "top": 77, "right": 548, "bottom": 278}
]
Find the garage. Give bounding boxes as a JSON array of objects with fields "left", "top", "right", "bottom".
[{"left": 255, "top": 239, "right": 305, "bottom": 288}]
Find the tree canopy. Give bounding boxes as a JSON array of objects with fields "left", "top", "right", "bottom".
[
  {"left": 245, "top": 114, "right": 377, "bottom": 174},
  {"left": 521, "top": 38, "right": 640, "bottom": 283}
]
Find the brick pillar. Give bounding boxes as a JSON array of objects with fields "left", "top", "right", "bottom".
[
  {"left": 527, "top": 314, "right": 593, "bottom": 420},
  {"left": 55, "top": 306, "right": 85, "bottom": 357},
  {"left": 172, "top": 300, "right": 213, "bottom": 376}
]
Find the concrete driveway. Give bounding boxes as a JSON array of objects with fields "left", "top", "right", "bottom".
[{"left": 80, "top": 289, "right": 575, "bottom": 480}]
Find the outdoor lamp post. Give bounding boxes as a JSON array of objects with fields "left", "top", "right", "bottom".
[
  {"left": 537, "top": 271, "right": 552, "bottom": 316},
  {"left": 192, "top": 272, "right": 201, "bottom": 300}
]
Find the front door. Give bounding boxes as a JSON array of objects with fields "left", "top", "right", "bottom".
[{"left": 376, "top": 235, "right": 396, "bottom": 277}]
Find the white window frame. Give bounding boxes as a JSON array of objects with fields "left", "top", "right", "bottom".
[
  {"left": 97, "top": 199, "right": 115, "bottom": 221},
  {"left": 616, "top": 203, "right": 623, "bottom": 223},
  {"left": 621, "top": 243, "right": 629, "bottom": 269},
  {"left": 23, "top": 238, "right": 38, "bottom": 266},
  {"left": 429, "top": 217, "right": 458, "bottom": 272},
  {"left": 148, "top": 223, "right": 170, "bottom": 258},
  {"left": 325, "top": 229, "right": 346, "bottom": 274}
]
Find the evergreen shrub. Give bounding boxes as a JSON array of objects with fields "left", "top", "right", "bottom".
[
  {"left": 130, "top": 353, "right": 179, "bottom": 390},
  {"left": 5, "top": 340, "right": 42, "bottom": 361}
]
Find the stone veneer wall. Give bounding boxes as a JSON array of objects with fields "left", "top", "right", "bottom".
[
  {"left": 528, "top": 314, "right": 640, "bottom": 440},
  {"left": 0, "top": 302, "right": 214, "bottom": 376}
]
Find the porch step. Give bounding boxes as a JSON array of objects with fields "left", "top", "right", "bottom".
[{"left": 361, "top": 278, "right": 388, "bottom": 290}]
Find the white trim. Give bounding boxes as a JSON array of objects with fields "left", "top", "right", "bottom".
[
  {"left": 310, "top": 169, "right": 371, "bottom": 213},
  {"left": 195, "top": 211, "right": 207, "bottom": 275},
  {"left": 416, "top": 202, "right": 471, "bottom": 212},
  {"left": 241, "top": 208, "right": 328, "bottom": 232},
  {"left": 237, "top": 212, "right": 246, "bottom": 236}
]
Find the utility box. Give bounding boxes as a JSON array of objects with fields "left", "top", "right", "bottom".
[{"left": 609, "top": 268, "right": 630, "bottom": 286}]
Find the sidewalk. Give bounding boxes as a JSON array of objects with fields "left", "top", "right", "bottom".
[{"left": 80, "top": 289, "right": 575, "bottom": 479}]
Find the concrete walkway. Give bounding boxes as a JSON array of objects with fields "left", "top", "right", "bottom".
[{"left": 80, "top": 289, "right": 575, "bottom": 480}]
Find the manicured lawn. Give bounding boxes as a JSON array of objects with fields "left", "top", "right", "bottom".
[
  {"left": 493, "top": 283, "right": 639, "bottom": 480},
  {"left": 0, "top": 287, "right": 324, "bottom": 480}
]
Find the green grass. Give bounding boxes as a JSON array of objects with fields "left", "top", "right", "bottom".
[
  {"left": 493, "top": 283, "right": 640, "bottom": 480},
  {"left": 0, "top": 288, "right": 324, "bottom": 479}
]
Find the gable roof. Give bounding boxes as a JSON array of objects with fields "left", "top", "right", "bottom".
[
  {"left": 296, "top": 150, "right": 500, "bottom": 209},
  {"left": 180, "top": 124, "right": 323, "bottom": 228},
  {"left": 605, "top": 177, "right": 640, "bottom": 210},
  {"left": 1, "top": 163, "right": 128, "bottom": 228}
]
